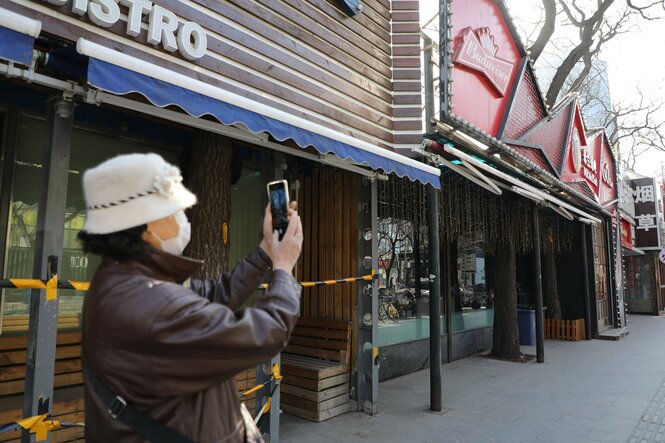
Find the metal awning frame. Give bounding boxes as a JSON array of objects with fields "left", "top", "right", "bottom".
[{"left": 422, "top": 138, "right": 603, "bottom": 224}]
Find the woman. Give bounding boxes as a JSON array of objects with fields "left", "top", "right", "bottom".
[{"left": 78, "top": 153, "right": 303, "bottom": 442}]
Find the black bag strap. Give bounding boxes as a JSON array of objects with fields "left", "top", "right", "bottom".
[{"left": 82, "top": 357, "right": 194, "bottom": 443}]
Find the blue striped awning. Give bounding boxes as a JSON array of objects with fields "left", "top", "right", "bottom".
[
  {"left": 80, "top": 48, "right": 440, "bottom": 188},
  {"left": 0, "top": 26, "right": 35, "bottom": 66}
]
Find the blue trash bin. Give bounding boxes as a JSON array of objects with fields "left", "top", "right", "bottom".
[{"left": 517, "top": 308, "right": 536, "bottom": 346}]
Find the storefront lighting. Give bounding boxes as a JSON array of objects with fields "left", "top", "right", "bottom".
[
  {"left": 511, "top": 186, "right": 544, "bottom": 203},
  {"left": 0, "top": 7, "right": 42, "bottom": 37},
  {"left": 442, "top": 144, "right": 602, "bottom": 224}
]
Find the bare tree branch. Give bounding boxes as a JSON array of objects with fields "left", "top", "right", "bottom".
[{"left": 530, "top": 0, "right": 558, "bottom": 61}]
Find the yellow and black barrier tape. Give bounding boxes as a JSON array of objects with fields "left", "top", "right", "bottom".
[
  {"left": 259, "top": 270, "right": 376, "bottom": 290},
  {"left": 0, "top": 278, "right": 90, "bottom": 292},
  {"left": 240, "top": 363, "right": 282, "bottom": 425},
  {"left": 0, "top": 414, "right": 84, "bottom": 441},
  {"left": 1, "top": 270, "right": 377, "bottom": 294}
]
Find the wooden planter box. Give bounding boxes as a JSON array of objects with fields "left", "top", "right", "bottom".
[{"left": 545, "top": 318, "right": 586, "bottom": 341}]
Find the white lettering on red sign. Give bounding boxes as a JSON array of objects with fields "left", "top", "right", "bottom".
[
  {"left": 581, "top": 148, "right": 598, "bottom": 186},
  {"left": 601, "top": 162, "right": 613, "bottom": 188},
  {"left": 43, "top": 0, "right": 207, "bottom": 60},
  {"left": 453, "top": 27, "right": 515, "bottom": 97}
]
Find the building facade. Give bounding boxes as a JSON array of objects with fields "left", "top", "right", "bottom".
[{"left": 0, "top": 1, "right": 442, "bottom": 440}]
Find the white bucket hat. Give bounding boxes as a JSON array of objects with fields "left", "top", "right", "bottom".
[{"left": 82, "top": 153, "right": 197, "bottom": 234}]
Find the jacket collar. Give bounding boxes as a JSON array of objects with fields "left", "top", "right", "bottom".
[{"left": 110, "top": 247, "right": 203, "bottom": 284}]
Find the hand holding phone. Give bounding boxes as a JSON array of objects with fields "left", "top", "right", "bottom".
[{"left": 267, "top": 180, "right": 290, "bottom": 240}]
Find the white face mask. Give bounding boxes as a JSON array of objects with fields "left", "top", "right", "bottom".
[{"left": 152, "top": 210, "right": 191, "bottom": 256}]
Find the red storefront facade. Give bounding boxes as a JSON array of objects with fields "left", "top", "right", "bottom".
[{"left": 428, "top": 0, "right": 623, "bottom": 340}]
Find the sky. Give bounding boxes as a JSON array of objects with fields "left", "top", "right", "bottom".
[{"left": 419, "top": 1, "right": 665, "bottom": 179}]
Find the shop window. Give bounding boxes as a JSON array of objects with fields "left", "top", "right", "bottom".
[
  {"left": 376, "top": 178, "right": 444, "bottom": 346},
  {"left": 1, "top": 114, "right": 180, "bottom": 335},
  {"left": 451, "top": 238, "right": 493, "bottom": 332}
]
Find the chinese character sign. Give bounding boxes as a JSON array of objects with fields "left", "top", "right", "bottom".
[{"left": 630, "top": 177, "right": 662, "bottom": 249}]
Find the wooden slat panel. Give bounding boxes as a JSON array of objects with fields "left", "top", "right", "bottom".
[
  {"left": 302, "top": 174, "right": 312, "bottom": 317},
  {"left": 0, "top": 345, "right": 81, "bottom": 366},
  {"left": 282, "top": 398, "right": 351, "bottom": 422},
  {"left": 296, "top": 318, "right": 350, "bottom": 330},
  {"left": 0, "top": 372, "right": 83, "bottom": 397},
  {"left": 0, "top": 332, "right": 81, "bottom": 351},
  {"left": 283, "top": 344, "right": 342, "bottom": 362},
  {"left": 289, "top": 326, "right": 348, "bottom": 341},
  {"left": 287, "top": 336, "right": 348, "bottom": 352},
  {"left": 334, "top": 170, "right": 344, "bottom": 320},
  {"left": 281, "top": 392, "right": 349, "bottom": 413},
  {"left": 282, "top": 372, "right": 349, "bottom": 391},
  {"left": 0, "top": 359, "right": 81, "bottom": 382},
  {"left": 5, "top": 1, "right": 395, "bottom": 151},
  {"left": 326, "top": 168, "right": 336, "bottom": 317},
  {"left": 281, "top": 383, "right": 348, "bottom": 402}
]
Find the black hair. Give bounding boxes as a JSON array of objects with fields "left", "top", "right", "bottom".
[{"left": 77, "top": 225, "right": 150, "bottom": 262}]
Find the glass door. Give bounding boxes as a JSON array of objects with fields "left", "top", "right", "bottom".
[{"left": 592, "top": 224, "right": 610, "bottom": 331}]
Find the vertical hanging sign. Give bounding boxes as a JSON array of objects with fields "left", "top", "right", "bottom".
[{"left": 630, "top": 177, "right": 662, "bottom": 250}]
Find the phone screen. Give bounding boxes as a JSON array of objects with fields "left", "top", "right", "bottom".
[{"left": 269, "top": 181, "right": 289, "bottom": 239}]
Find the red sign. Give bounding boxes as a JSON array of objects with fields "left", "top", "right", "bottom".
[
  {"left": 450, "top": 0, "right": 521, "bottom": 137},
  {"left": 560, "top": 104, "right": 617, "bottom": 206},
  {"left": 453, "top": 27, "right": 515, "bottom": 97},
  {"left": 620, "top": 217, "right": 633, "bottom": 250}
]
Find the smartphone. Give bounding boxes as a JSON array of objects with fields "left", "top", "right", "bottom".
[{"left": 267, "top": 180, "right": 290, "bottom": 240}]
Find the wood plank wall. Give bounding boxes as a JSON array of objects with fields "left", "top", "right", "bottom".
[
  {"left": 296, "top": 167, "right": 359, "bottom": 365},
  {"left": 6, "top": 0, "right": 398, "bottom": 150},
  {"left": 392, "top": 1, "right": 424, "bottom": 148}
]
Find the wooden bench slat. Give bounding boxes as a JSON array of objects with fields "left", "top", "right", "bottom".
[
  {"left": 281, "top": 383, "right": 348, "bottom": 402},
  {"left": 282, "top": 392, "right": 349, "bottom": 413},
  {"left": 287, "top": 336, "right": 348, "bottom": 351},
  {"left": 0, "top": 332, "right": 81, "bottom": 351},
  {"left": 295, "top": 318, "right": 351, "bottom": 330},
  {"left": 283, "top": 373, "right": 349, "bottom": 391},
  {"left": 0, "top": 372, "right": 83, "bottom": 396},
  {"left": 284, "top": 344, "right": 343, "bottom": 362},
  {"left": 290, "top": 326, "right": 349, "bottom": 341},
  {"left": 0, "top": 345, "right": 81, "bottom": 366},
  {"left": 282, "top": 402, "right": 351, "bottom": 423},
  {"left": 281, "top": 354, "right": 346, "bottom": 369},
  {"left": 0, "top": 359, "right": 81, "bottom": 382}
]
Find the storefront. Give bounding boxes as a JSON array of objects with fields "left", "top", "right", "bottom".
[
  {"left": 0, "top": 1, "right": 441, "bottom": 439},
  {"left": 378, "top": 0, "right": 624, "bottom": 380},
  {"left": 623, "top": 174, "right": 664, "bottom": 314}
]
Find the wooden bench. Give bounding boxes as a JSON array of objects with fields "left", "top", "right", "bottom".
[
  {"left": 281, "top": 318, "right": 352, "bottom": 422},
  {"left": 0, "top": 332, "right": 85, "bottom": 443},
  {"left": 0, "top": 330, "right": 256, "bottom": 442}
]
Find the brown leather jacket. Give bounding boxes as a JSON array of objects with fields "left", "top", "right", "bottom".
[{"left": 83, "top": 246, "right": 301, "bottom": 442}]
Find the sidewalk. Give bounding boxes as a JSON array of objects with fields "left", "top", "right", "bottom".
[{"left": 280, "top": 315, "right": 665, "bottom": 443}]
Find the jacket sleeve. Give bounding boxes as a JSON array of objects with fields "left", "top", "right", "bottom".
[
  {"left": 146, "top": 270, "right": 301, "bottom": 396},
  {"left": 189, "top": 247, "right": 271, "bottom": 311}
]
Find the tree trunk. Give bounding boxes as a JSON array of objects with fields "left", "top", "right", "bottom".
[
  {"left": 542, "top": 253, "right": 562, "bottom": 319},
  {"left": 182, "top": 131, "right": 233, "bottom": 278},
  {"left": 491, "top": 242, "right": 521, "bottom": 360}
]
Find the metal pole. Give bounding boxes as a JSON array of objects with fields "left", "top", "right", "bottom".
[
  {"left": 445, "top": 233, "right": 452, "bottom": 364},
  {"left": 581, "top": 224, "right": 593, "bottom": 340},
  {"left": 23, "top": 96, "right": 73, "bottom": 443},
  {"left": 356, "top": 177, "right": 378, "bottom": 414},
  {"left": 427, "top": 184, "right": 442, "bottom": 411},
  {"left": 423, "top": 36, "right": 435, "bottom": 126},
  {"left": 532, "top": 205, "right": 545, "bottom": 363}
]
